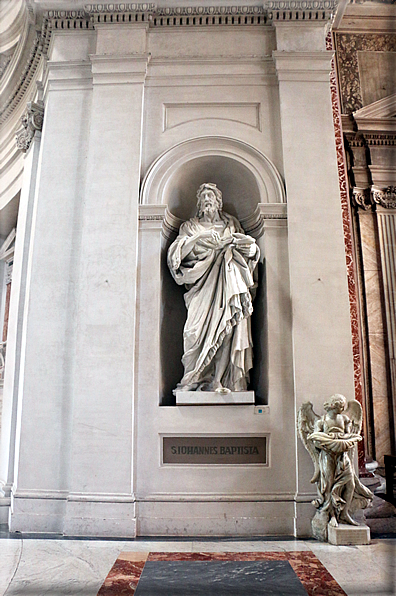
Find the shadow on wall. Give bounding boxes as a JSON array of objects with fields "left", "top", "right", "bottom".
[{"left": 162, "top": 155, "right": 261, "bottom": 221}]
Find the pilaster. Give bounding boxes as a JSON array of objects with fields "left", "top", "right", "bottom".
[
  {"left": 9, "top": 29, "right": 94, "bottom": 533},
  {"left": 0, "top": 118, "right": 43, "bottom": 524},
  {"left": 271, "top": 3, "right": 355, "bottom": 513},
  {"left": 63, "top": 22, "right": 150, "bottom": 537}
]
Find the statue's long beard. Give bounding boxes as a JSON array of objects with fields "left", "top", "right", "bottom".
[{"left": 202, "top": 204, "right": 218, "bottom": 216}]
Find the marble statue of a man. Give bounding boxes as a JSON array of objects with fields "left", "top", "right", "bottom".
[{"left": 167, "top": 183, "right": 260, "bottom": 394}]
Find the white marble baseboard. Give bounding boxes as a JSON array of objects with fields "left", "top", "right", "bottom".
[{"left": 176, "top": 391, "right": 255, "bottom": 405}]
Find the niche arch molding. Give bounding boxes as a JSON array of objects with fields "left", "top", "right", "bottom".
[{"left": 140, "top": 136, "right": 285, "bottom": 222}]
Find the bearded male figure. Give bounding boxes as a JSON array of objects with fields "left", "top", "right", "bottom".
[{"left": 167, "top": 183, "right": 260, "bottom": 394}]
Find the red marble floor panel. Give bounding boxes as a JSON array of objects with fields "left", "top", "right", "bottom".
[
  {"left": 97, "top": 551, "right": 347, "bottom": 596},
  {"left": 97, "top": 553, "right": 148, "bottom": 596},
  {"left": 286, "top": 552, "right": 347, "bottom": 596}
]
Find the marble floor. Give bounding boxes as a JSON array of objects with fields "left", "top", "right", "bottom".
[{"left": 0, "top": 534, "right": 395, "bottom": 596}]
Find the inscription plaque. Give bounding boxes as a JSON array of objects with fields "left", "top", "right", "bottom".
[{"left": 163, "top": 436, "right": 267, "bottom": 465}]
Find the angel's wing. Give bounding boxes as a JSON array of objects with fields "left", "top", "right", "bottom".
[
  {"left": 297, "top": 402, "right": 321, "bottom": 484},
  {"left": 344, "top": 400, "right": 363, "bottom": 434}
]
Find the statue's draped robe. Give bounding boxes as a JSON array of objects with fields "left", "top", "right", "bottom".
[
  {"left": 308, "top": 428, "right": 373, "bottom": 516},
  {"left": 168, "top": 212, "right": 259, "bottom": 391}
]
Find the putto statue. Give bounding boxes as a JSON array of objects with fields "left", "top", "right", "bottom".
[
  {"left": 297, "top": 394, "right": 373, "bottom": 541},
  {"left": 167, "top": 183, "right": 260, "bottom": 394}
]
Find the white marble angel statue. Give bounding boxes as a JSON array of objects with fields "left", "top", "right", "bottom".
[
  {"left": 167, "top": 183, "right": 260, "bottom": 394},
  {"left": 297, "top": 394, "right": 373, "bottom": 540}
]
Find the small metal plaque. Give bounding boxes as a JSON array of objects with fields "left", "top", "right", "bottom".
[{"left": 163, "top": 436, "right": 267, "bottom": 465}]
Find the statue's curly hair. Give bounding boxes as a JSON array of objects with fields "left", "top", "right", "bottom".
[
  {"left": 323, "top": 393, "right": 347, "bottom": 413},
  {"left": 196, "top": 183, "right": 223, "bottom": 216}
]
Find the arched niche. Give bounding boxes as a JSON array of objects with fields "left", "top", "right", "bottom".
[
  {"left": 141, "top": 136, "right": 285, "bottom": 217},
  {"left": 140, "top": 137, "right": 285, "bottom": 405}
]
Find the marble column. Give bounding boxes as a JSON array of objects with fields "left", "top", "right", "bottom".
[
  {"left": 272, "top": 18, "right": 355, "bottom": 535},
  {"left": 356, "top": 207, "right": 393, "bottom": 462},
  {"left": 372, "top": 191, "right": 396, "bottom": 455},
  {"left": 63, "top": 24, "right": 150, "bottom": 537}
]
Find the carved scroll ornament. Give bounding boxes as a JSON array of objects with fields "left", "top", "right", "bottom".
[
  {"left": 372, "top": 187, "right": 396, "bottom": 210},
  {"left": 16, "top": 101, "right": 44, "bottom": 153}
]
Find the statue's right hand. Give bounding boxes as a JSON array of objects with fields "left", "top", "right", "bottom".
[{"left": 199, "top": 229, "right": 218, "bottom": 240}]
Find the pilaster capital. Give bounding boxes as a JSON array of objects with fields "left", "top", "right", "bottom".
[
  {"left": 372, "top": 186, "right": 396, "bottom": 210},
  {"left": 90, "top": 53, "right": 151, "bottom": 84},
  {"left": 351, "top": 187, "right": 372, "bottom": 211},
  {"left": 266, "top": 0, "right": 335, "bottom": 52},
  {"left": 272, "top": 50, "right": 333, "bottom": 81},
  {"left": 15, "top": 101, "right": 44, "bottom": 153}
]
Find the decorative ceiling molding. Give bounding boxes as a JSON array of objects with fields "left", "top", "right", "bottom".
[
  {"left": 0, "top": 0, "right": 27, "bottom": 54},
  {"left": 0, "top": 19, "right": 50, "bottom": 125},
  {"left": 0, "top": 1, "right": 340, "bottom": 128}
]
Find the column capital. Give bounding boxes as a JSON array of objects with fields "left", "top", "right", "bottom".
[
  {"left": 266, "top": 1, "right": 334, "bottom": 52},
  {"left": 352, "top": 187, "right": 372, "bottom": 212},
  {"left": 15, "top": 101, "right": 44, "bottom": 153},
  {"left": 372, "top": 186, "right": 396, "bottom": 210}
]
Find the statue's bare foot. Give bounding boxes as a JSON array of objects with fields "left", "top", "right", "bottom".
[
  {"left": 210, "top": 381, "right": 231, "bottom": 394},
  {"left": 178, "top": 383, "right": 198, "bottom": 392},
  {"left": 329, "top": 516, "right": 338, "bottom": 527},
  {"left": 215, "top": 386, "right": 231, "bottom": 394},
  {"left": 340, "top": 512, "right": 359, "bottom": 526}
]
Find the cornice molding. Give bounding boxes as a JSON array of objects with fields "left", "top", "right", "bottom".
[
  {"left": 365, "top": 133, "right": 396, "bottom": 148},
  {"left": 85, "top": 3, "right": 156, "bottom": 13},
  {"left": 1, "top": 1, "right": 340, "bottom": 128},
  {"left": 157, "top": 5, "right": 265, "bottom": 16},
  {"left": 265, "top": 0, "right": 336, "bottom": 8},
  {"left": 0, "top": 19, "right": 50, "bottom": 125},
  {"left": 353, "top": 93, "right": 396, "bottom": 121},
  {"left": 264, "top": 0, "right": 337, "bottom": 21}
]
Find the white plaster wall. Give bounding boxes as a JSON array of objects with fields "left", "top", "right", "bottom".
[
  {"left": 142, "top": 27, "right": 282, "bottom": 181},
  {"left": 135, "top": 22, "right": 295, "bottom": 535},
  {"left": 3, "top": 12, "right": 355, "bottom": 538}
]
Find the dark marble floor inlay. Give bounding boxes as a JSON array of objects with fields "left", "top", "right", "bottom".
[{"left": 134, "top": 560, "right": 308, "bottom": 595}]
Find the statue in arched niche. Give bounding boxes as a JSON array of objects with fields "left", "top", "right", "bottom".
[{"left": 167, "top": 183, "right": 260, "bottom": 394}]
